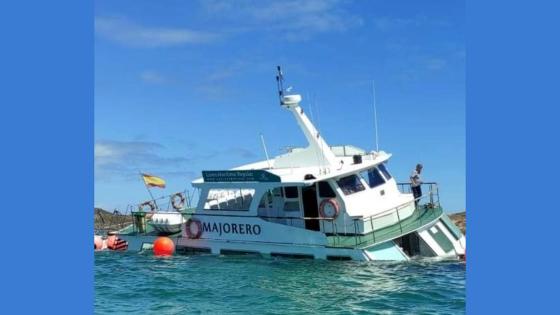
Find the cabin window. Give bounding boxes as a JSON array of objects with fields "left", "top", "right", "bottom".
[
  {"left": 283, "top": 186, "right": 301, "bottom": 212},
  {"left": 318, "top": 181, "right": 336, "bottom": 198},
  {"left": 337, "top": 175, "right": 365, "bottom": 195},
  {"left": 284, "top": 186, "right": 299, "bottom": 198},
  {"left": 283, "top": 201, "right": 300, "bottom": 211},
  {"left": 272, "top": 187, "right": 283, "bottom": 197},
  {"left": 258, "top": 190, "right": 273, "bottom": 209},
  {"left": 204, "top": 188, "right": 255, "bottom": 211},
  {"left": 360, "top": 168, "right": 386, "bottom": 189},
  {"left": 378, "top": 163, "right": 392, "bottom": 180}
]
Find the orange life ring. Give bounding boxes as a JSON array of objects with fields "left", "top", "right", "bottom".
[
  {"left": 319, "top": 198, "right": 340, "bottom": 219},
  {"left": 185, "top": 218, "right": 203, "bottom": 239}
]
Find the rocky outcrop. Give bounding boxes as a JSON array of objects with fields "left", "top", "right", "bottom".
[
  {"left": 94, "top": 208, "right": 132, "bottom": 231},
  {"left": 449, "top": 211, "right": 466, "bottom": 235}
]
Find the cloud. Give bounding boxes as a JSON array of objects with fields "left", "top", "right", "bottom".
[
  {"left": 225, "top": 147, "right": 257, "bottom": 159},
  {"left": 140, "top": 71, "right": 169, "bottom": 84},
  {"left": 95, "top": 17, "right": 220, "bottom": 47},
  {"left": 95, "top": 140, "right": 191, "bottom": 181},
  {"left": 200, "top": 0, "right": 362, "bottom": 41},
  {"left": 95, "top": 139, "right": 257, "bottom": 182}
]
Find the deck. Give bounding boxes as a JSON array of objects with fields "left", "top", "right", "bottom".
[{"left": 327, "top": 204, "right": 443, "bottom": 249}]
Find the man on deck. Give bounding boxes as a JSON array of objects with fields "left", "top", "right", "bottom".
[{"left": 410, "top": 164, "right": 423, "bottom": 207}]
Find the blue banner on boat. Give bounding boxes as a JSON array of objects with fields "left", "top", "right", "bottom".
[{"left": 202, "top": 170, "right": 281, "bottom": 182}]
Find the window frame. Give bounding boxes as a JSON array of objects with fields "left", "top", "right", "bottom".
[
  {"left": 360, "top": 167, "right": 386, "bottom": 189},
  {"left": 203, "top": 188, "right": 256, "bottom": 211},
  {"left": 377, "top": 163, "right": 393, "bottom": 181},
  {"left": 336, "top": 174, "right": 366, "bottom": 195},
  {"left": 282, "top": 186, "right": 301, "bottom": 212}
]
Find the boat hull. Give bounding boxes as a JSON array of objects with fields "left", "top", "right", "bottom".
[{"left": 118, "top": 211, "right": 465, "bottom": 262}]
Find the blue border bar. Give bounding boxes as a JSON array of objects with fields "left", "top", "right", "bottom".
[
  {"left": 468, "top": 0, "right": 559, "bottom": 313},
  {"left": 1, "top": 0, "right": 93, "bottom": 313}
]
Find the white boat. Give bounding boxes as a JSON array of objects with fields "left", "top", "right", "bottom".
[{"left": 121, "top": 67, "right": 466, "bottom": 261}]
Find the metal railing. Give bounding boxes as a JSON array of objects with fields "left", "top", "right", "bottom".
[
  {"left": 327, "top": 190, "right": 442, "bottom": 248},
  {"left": 397, "top": 182, "right": 440, "bottom": 207},
  {"left": 127, "top": 190, "right": 193, "bottom": 213}
]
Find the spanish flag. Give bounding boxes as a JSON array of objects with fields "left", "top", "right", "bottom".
[{"left": 142, "top": 173, "right": 166, "bottom": 188}]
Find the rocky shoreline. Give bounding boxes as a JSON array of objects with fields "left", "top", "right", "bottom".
[
  {"left": 94, "top": 208, "right": 132, "bottom": 231},
  {"left": 449, "top": 211, "right": 466, "bottom": 235}
]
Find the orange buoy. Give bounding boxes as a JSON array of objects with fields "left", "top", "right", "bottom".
[
  {"left": 94, "top": 235, "right": 103, "bottom": 250},
  {"left": 153, "top": 237, "right": 175, "bottom": 256}
]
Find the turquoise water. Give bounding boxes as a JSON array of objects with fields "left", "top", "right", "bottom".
[{"left": 95, "top": 252, "right": 465, "bottom": 314}]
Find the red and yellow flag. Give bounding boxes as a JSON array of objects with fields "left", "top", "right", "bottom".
[{"left": 142, "top": 173, "right": 166, "bottom": 188}]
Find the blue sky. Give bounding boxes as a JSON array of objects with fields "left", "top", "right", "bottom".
[{"left": 95, "top": 0, "right": 465, "bottom": 212}]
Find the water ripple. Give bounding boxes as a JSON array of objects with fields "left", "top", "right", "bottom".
[{"left": 95, "top": 253, "right": 465, "bottom": 314}]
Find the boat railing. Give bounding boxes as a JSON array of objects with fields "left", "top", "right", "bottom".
[
  {"left": 128, "top": 190, "right": 192, "bottom": 213},
  {"left": 356, "top": 182, "right": 440, "bottom": 222},
  {"left": 246, "top": 189, "right": 440, "bottom": 248},
  {"left": 397, "top": 182, "right": 440, "bottom": 206},
  {"left": 328, "top": 183, "right": 442, "bottom": 248},
  {"left": 328, "top": 192, "right": 442, "bottom": 247}
]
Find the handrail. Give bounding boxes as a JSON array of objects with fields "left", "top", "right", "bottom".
[
  {"left": 128, "top": 190, "right": 190, "bottom": 212},
  {"left": 354, "top": 187, "right": 439, "bottom": 222},
  {"left": 179, "top": 211, "right": 337, "bottom": 222},
  {"left": 397, "top": 182, "right": 438, "bottom": 185}
]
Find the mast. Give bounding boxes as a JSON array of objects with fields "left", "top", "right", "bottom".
[{"left": 274, "top": 67, "right": 339, "bottom": 171}]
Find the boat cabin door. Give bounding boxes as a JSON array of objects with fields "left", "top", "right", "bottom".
[{"left": 302, "top": 185, "right": 320, "bottom": 231}]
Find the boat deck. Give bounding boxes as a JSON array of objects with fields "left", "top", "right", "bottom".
[{"left": 327, "top": 205, "right": 443, "bottom": 249}]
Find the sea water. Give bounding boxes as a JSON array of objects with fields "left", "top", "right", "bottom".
[{"left": 95, "top": 252, "right": 465, "bottom": 314}]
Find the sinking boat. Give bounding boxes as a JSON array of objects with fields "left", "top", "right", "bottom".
[{"left": 118, "top": 67, "right": 466, "bottom": 261}]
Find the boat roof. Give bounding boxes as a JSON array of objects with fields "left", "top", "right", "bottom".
[{"left": 192, "top": 149, "right": 391, "bottom": 187}]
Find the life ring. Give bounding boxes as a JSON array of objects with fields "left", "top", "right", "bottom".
[
  {"left": 319, "top": 198, "right": 340, "bottom": 219},
  {"left": 138, "top": 201, "right": 155, "bottom": 212},
  {"left": 171, "top": 193, "right": 186, "bottom": 211},
  {"left": 185, "top": 218, "right": 203, "bottom": 239}
]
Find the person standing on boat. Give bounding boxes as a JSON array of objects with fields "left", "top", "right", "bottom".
[{"left": 410, "top": 164, "right": 423, "bottom": 206}]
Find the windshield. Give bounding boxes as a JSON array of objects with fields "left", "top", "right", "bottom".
[{"left": 336, "top": 174, "right": 365, "bottom": 195}]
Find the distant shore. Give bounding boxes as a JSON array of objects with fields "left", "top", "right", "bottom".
[{"left": 94, "top": 208, "right": 132, "bottom": 231}]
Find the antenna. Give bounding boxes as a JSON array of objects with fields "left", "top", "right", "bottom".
[
  {"left": 372, "top": 80, "right": 380, "bottom": 152},
  {"left": 276, "top": 66, "right": 285, "bottom": 105},
  {"left": 260, "top": 133, "right": 272, "bottom": 169}
]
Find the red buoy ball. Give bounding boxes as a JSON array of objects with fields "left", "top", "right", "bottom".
[{"left": 153, "top": 237, "right": 175, "bottom": 256}]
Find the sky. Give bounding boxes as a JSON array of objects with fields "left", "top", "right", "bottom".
[{"left": 95, "top": 0, "right": 465, "bottom": 213}]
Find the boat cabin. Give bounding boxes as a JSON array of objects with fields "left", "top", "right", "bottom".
[{"left": 192, "top": 149, "right": 415, "bottom": 237}]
